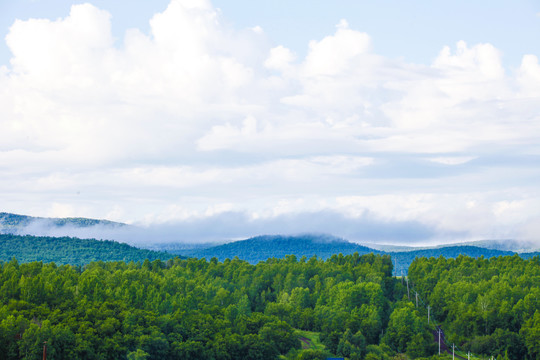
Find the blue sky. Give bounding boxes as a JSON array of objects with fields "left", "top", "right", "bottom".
[
  {"left": 2, "top": 0, "right": 540, "bottom": 67},
  {"left": 1, "top": 0, "right": 540, "bottom": 245}
]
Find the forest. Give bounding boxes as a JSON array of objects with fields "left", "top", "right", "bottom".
[
  {"left": 408, "top": 255, "right": 540, "bottom": 359},
  {"left": 0, "top": 253, "right": 539, "bottom": 359},
  {"left": 0, "top": 234, "right": 175, "bottom": 266}
]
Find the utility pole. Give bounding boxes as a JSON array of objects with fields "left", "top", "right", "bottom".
[
  {"left": 438, "top": 328, "right": 441, "bottom": 355},
  {"left": 427, "top": 305, "right": 431, "bottom": 324},
  {"left": 452, "top": 343, "right": 455, "bottom": 360},
  {"left": 43, "top": 341, "right": 47, "bottom": 360},
  {"left": 406, "top": 277, "right": 410, "bottom": 300}
]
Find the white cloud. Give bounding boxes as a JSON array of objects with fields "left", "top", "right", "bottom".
[
  {"left": 6, "top": 4, "right": 113, "bottom": 82},
  {"left": 1, "top": 0, "right": 540, "bottom": 244},
  {"left": 333, "top": 191, "right": 540, "bottom": 241},
  {"left": 303, "top": 19, "right": 371, "bottom": 77},
  {"left": 264, "top": 45, "right": 296, "bottom": 71},
  {"left": 428, "top": 156, "right": 476, "bottom": 165},
  {"left": 518, "top": 54, "right": 540, "bottom": 96},
  {"left": 433, "top": 41, "right": 504, "bottom": 79}
]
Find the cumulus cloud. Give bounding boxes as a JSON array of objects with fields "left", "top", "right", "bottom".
[
  {"left": 264, "top": 45, "right": 296, "bottom": 71},
  {"left": 303, "top": 19, "right": 372, "bottom": 77},
  {"left": 518, "top": 55, "right": 540, "bottom": 96},
  {"left": 1, "top": 0, "right": 540, "bottom": 245}
]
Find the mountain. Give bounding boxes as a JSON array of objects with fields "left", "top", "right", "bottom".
[
  {"left": 167, "top": 235, "right": 539, "bottom": 275},
  {"left": 0, "top": 212, "right": 125, "bottom": 234},
  {"left": 364, "top": 239, "right": 540, "bottom": 253},
  {"left": 446, "top": 239, "right": 540, "bottom": 252},
  {"left": 2, "top": 212, "right": 539, "bottom": 273},
  {"left": 361, "top": 243, "right": 419, "bottom": 252},
  {"left": 0, "top": 233, "right": 175, "bottom": 266},
  {"left": 145, "top": 241, "right": 225, "bottom": 254},
  {"left": 181, "top": 234, "right": 382, "bottom": 263}
]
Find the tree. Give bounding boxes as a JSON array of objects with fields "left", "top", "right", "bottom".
[
  {"left": 294, "top": 349, "right": 331, "bottom": 360},
  {"left": 382, "top": 303, "right": 424, "bottom": 353},
  {"left": 127, "top": 349, "right": 149, "bottom": 360},
  {"left": 406, "top": 333, "right": 433, "bottom": 359},
  {"left": 520, "top": 310, "right": 540, "bottom": 359},
  {"left": 259, "top": 321, "right": 300, "bottom": 355}
]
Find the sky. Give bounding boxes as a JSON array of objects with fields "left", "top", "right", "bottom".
[{"left": 1, "top": 0, "right": 540, "bottom": 245}]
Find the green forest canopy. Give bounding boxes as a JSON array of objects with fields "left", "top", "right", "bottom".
[
  {"left": 0, "top": 234, "right": 175, "bottom": 266},
  {"left": 1, "top": 253, "right": 539, "bottom": 359}
]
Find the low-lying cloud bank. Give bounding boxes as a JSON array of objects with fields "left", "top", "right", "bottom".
[{"left": 0, "top": 210, "right": 480, "bottom": 247}]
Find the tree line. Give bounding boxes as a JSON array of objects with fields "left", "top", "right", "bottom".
[{"left": 0, "top": 252, "right": 538, "bottom": 359}]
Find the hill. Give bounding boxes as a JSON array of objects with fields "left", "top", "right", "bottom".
[
  {"left": 2, "top": 212, "right": 539, "bottom": 273},
  {"left": 168, "top": 235, "right": 539, "bottom": 275},
  {"left": 0, "top": 233, "right": 175, "bottom": 266},
  {"left": 182, "top": 234, "right": 382, "bottom": 263},
  {"left": 0, "top": 212, "right": 125, "bottom": 234}
]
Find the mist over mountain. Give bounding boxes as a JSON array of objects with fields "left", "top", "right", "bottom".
[
  {"left": 165, "top": 234, "right": 538, "bottom": 275},
  {"left": 0, "top": 212, "right": 126, "bottom": 237},
  {"left": 0, "top": 212, "right": 125, "bottom": 229},
  {"left": 176, "top": 234, "right": 382, "bottom": 263},
  {"left": 2, "top": 212, "right": 539, "bottom": 275},
  {"left": 446, "top": 239, "right": 540, "bottom": 253},
  {"left": 4, "top": 211, "right": 538, "bottom": 253}
]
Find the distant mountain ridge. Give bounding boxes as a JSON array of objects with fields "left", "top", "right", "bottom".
[
  {"left": 0, "top": 212, "right": 125, "bottom": 234},
  {"left": 2, "top": 212, "right": 539, "bottom": 274},
  {"left": 179, "top": 234, "right": 381, "bottom": 263},
  {"left": 365, "top": 239, "right": 540, "bottom": 253},
  {"left": 169, "top": 234, "right": 540, "bottom": 275},
  {"left": 447, "top": 239, "right": 539, "bottom": 253}
]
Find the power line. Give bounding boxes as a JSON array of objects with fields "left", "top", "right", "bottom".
[{"left": 404, "top": 276, "right": 498, "bottom": 360}]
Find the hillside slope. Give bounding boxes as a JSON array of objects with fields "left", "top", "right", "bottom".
[
  {"left": 0, "top": 234, "right": 175, "bottom": 266},
  {"left": 3, "top": 211, "right": 539, "bottom": 273},
  {"left": 183, "top": 234, "right": 381, "bottom": 263},
  {"left": 173, "top": 235, "right": 538, "bottom": 275},
  {"left": 0, "top": 212, "right": 125, "bottom": 234}
]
